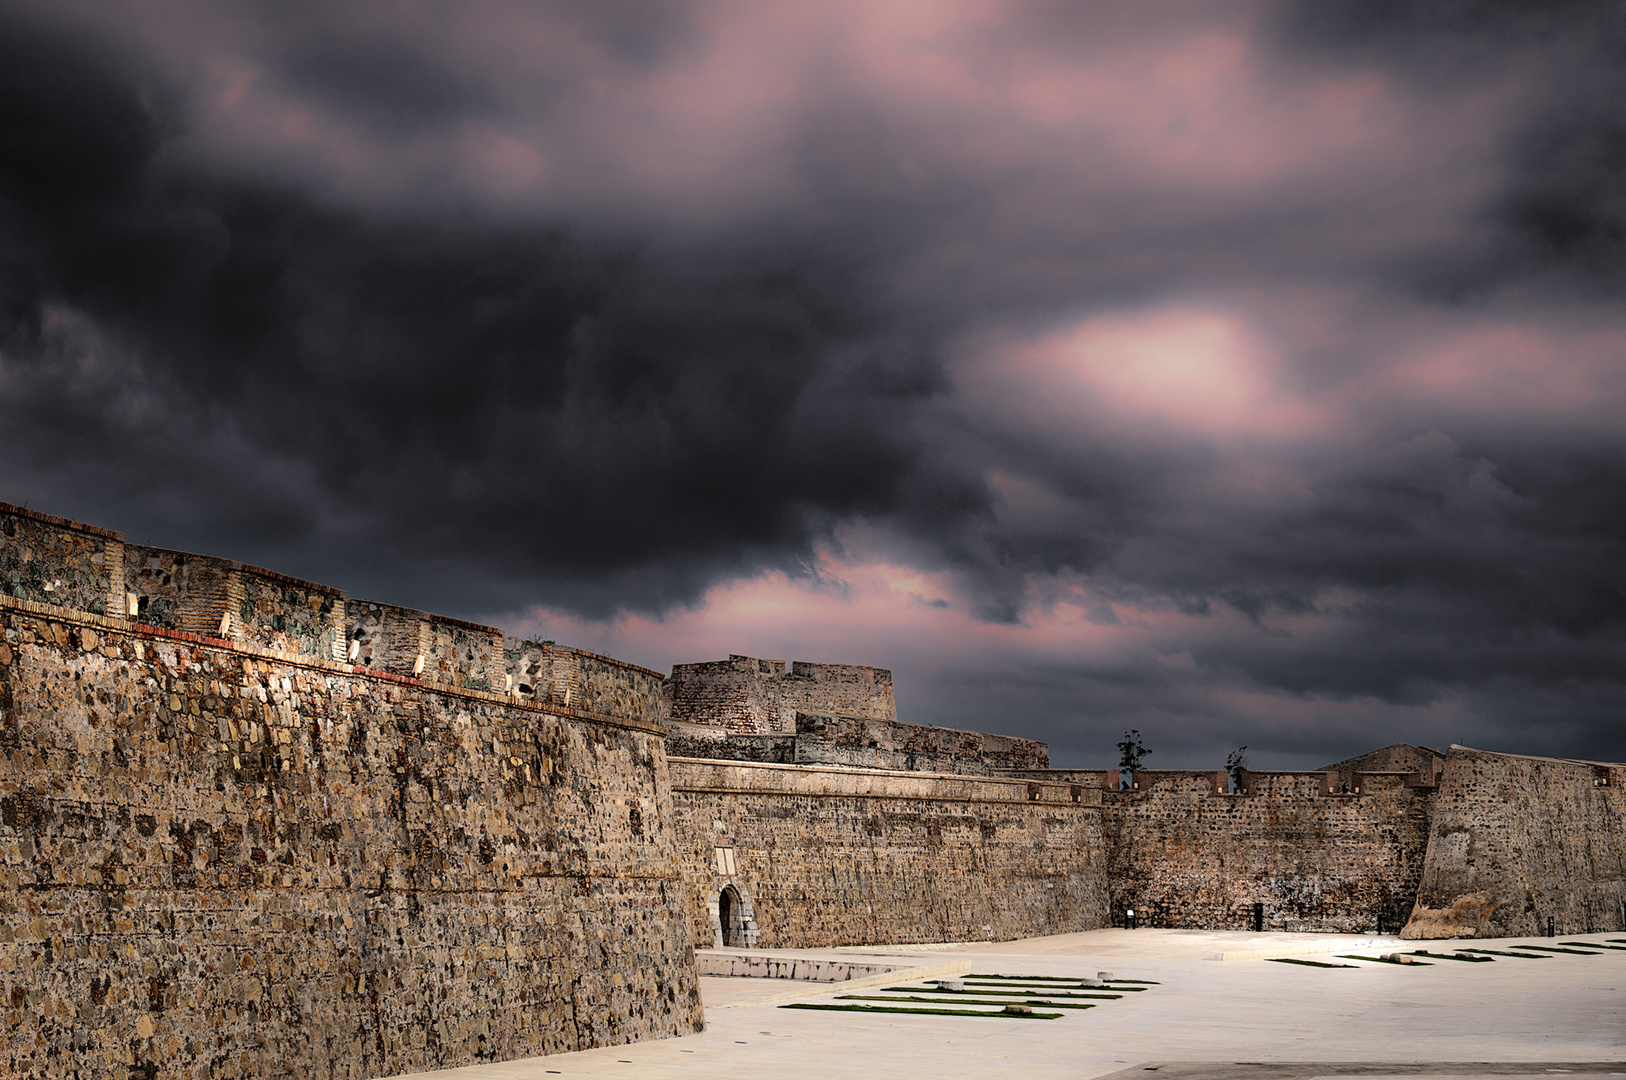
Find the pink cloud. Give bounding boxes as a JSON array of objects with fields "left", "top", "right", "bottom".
[{"left": 961, "top": 305, "right": 1326, "bottom": 441}]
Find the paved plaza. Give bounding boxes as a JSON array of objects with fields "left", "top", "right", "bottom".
[{"left": 396, "top": 929, "right": 1626, "bottom": 1080}]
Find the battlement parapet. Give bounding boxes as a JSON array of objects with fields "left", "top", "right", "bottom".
[
  {"left": 791, "top": 711, "right": 1047, "bottom": 773},
  {"left": 506, "top": 638, "right": 666, "bottom": 726},
  {"left": 346, "top": 599, "right": 503, "bottom": 690},
  {"left": 1, "top": 501, "right": 125, "bottom": 617},
  {"left": 2, "top": 500, "right": 667, "bottom": 730},
  {"left": 126, "top": 544, "right": 348, "bottom": 659},
  {"left": 1105, "top": 768, "right": 1421, "bottom": 798}
]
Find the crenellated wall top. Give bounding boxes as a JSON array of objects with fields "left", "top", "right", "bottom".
[{"left": 0, "top": 500, "right": 666, "bottom": 733}]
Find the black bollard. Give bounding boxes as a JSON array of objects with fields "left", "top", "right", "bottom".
[
  {"left": 1252, "top": 902, "right": 1264, "bottom": 933},
  {"left": 1548, "top": 915, "right": 1556, "bottom": 938}
]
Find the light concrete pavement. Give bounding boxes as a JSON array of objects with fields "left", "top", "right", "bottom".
[{"left": 394, "top": 930, "right": 1626, "bottom": 1080}]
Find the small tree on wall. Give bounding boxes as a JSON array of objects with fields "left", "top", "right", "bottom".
[
  {"left": 1226, "top": 746, "right": 1248, "bottom": 794},
  {"left": 1117, "top": 729, "right": 1151, "bottom": 789}
]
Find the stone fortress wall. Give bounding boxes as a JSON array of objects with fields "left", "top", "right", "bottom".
[
  {"left": 0, "top": 502, "right": 700, "bottom": 1080},
  {"left": 6, "top": 500, "right": 1626, "bottom": 1078},
  {"left": 1101, "top": 768, "right": 1435, "bottom": 933},
  {"left": 1003, "top": 745, "right": 1444, "bottom": 934},
  {"left": 668, "top": 759, "right": 1106, "bottom": 949},
  {"left": 664, "top": 654, "right": 1048, "bottom": 775},
  {"left": 664, "top": 654, "right": 895, "bottom": 734},
  {"left": 658, "top": 656, "right": 1106, "bottom": 950},
  {"left": 1403, "top": 746, "right": 1626, "bottom": 940}
]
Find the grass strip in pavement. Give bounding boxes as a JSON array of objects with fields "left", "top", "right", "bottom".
[
  {"left": 968, "top": 975, "right": 1160, "bottom": 985},
  {"left": 1509, "top": 944, "right": 1603, "bottom": 955},
  {"left": 888, "top": 985, "right": 1121, "bottom": 999},
  {"left": 966, "top": 980, "right": 1145, "bottom": 992},
  {"left": 960, "top": 985, "right": 1126, "bottom": 998},
  {"left": 1266, "top": 957, "right": 1358, "bottom": 968},
  {"left": 838, "top": 994, "right": 1097, "bottom": 1009},
  {"left": 781, "top": 1002, "right": 1060, "bottom": 1019},
  {"left": 1460, "top": 948, "right": 1548, "bottom": 958},
  {"left": 1561, "top": 942, "right": 1626, "bottom": 951},
  {"left": 1408, "top": 950, "right": 1495, "bottom": 962},
  {"left": 1337, "top": 955, "right": 1433, "bottom": 965}
]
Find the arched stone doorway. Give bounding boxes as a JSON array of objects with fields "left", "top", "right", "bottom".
[
  {"left": 712, "top": 884, "right": 759, "bottom": 948},
  {"left": 719, "top": 885, "right": 744, "bottom": 947}
]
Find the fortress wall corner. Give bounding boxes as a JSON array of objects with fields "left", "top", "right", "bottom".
[
  {"left": 781, "top": 660, "right": 896, "bottom": 725},
  {"left": 1402, "top": 746, "right": 1626, "bottom": 940},
  {"left": 665, "top": 655, "right": 781, "bottom": 732},
  {"left": 0, "top": 565, "right": 700, "bottom": 1079}
]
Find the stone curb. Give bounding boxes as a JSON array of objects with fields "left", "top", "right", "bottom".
[{"left": 706, "top": 957, "right": 976, "bottom": 1008}]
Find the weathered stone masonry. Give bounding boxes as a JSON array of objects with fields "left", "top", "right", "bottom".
[
  {"left": 10, "top": 498, "right": 1626, "bottom": 1078},
  {"left": 669, "top": 758, "right": 1108, "bottom": 949},
  {"left": 0, "top": 503, "right": 700, "bottom": 1080},
  {"left": 1404, "top": 747, "right": 1626, "bottom": 940},
  {"left": 664, "top": 655, "right": 895, "bottom": 734},
  {"left": 1097, "top": 769, "right": 1434, "bottom": 933}
]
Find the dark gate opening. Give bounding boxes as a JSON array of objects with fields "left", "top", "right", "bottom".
[{"left": 719, "top": 887, "right": 742, "bottom": 947}]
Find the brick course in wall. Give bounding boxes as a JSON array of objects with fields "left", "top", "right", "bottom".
[{"left": 669, "top": 758, "right": 1107, "bottom": 949}]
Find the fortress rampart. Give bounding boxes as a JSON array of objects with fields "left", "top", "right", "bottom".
[
  {"left": 7, "top": 499, "right": 1626, "bottom": 1076},
  {"left": 1404, "top": 746, "right": 1626, "bottom": 939},
  {"left": 1098, "top": 769, "right": 1435, "bottom": 933},
  {"left": 667, "top": 710, "right": 1048, "bottom": 775},
  {"left": 0, "top": 503, "right": 699, "bottom": 1080},
  {"left": 664, "top": 654, "right": 895, "bottom": 734},
  {"left": 668, "top": 758, "right": 1105, "bottom": 948}
]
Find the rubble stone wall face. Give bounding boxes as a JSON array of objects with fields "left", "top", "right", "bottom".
[
  {"left": 791, "top": 712, "right": 1048, "bottom": 774},
  {"left": 664, "top": 656, "right": 784, "bottom": 733},
  {"left": 662, "top": 726, "right": 797, "bottom": 766},
  {"left": 1403, "top": 747, "right": 1626, "bottom": 940},
  {"left": 781, "top": 661, "right": 895, "bottom": 725},
  {"left": 0, "top": 597, "right": 702, "bottom": 1080},
  {"left": 669, "top": 758, "right": 1107, "bottom": 949},
  {"left": 664, "top": 655, "right": 896, "bottom": 735},
  {"left": 235, "top": 568, "right": 347, "bottom": 660},
  {"left": 1, "top": 503, "right": 122, "bottom": 617},
  {"left": 1102, "top": 771, "right": 1435, "bottom": 933}
]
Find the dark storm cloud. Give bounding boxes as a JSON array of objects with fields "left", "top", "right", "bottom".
[
  {"left": 1275, "top": 0, "right": 1626, "bottom": 293},
  {"left": 0, "top": 3, "right": 948, "bottom": 615},
  {"left": 1, "top": 0, "right": 1623, "bottom": 766}
]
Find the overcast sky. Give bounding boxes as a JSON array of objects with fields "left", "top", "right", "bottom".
[{"left": 2, "top": 0, "right": 1623, "bottom": 768}]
